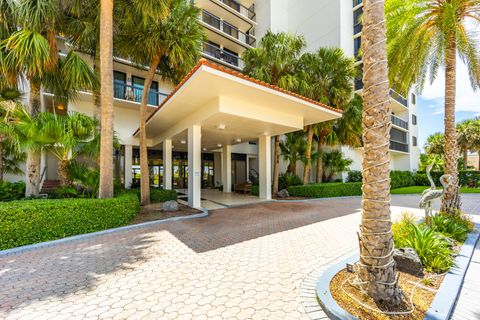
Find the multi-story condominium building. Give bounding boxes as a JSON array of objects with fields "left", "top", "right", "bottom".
[
  {"left": 255, "top": 0, "right": 420, "bottom": 176},
  {"left": 7, "top": 0, "right": 419, "bottom": 207}
]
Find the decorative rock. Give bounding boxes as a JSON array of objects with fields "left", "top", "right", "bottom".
[
  {"left": 163, "top": 200, "right": 179, "bottom": 212},
  {"left": 277, "top": 189, "right": 290, "bottom": 198},
  {"left": 393, "top": 248, "right": 423, "bottom": 275}
]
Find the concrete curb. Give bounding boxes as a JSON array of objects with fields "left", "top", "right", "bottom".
[
  {"left": 0, "top": 209, "right": 209, "bottom": 257},
  {"left": 316, "top": 229, "right": 480, "bottom": 320}
]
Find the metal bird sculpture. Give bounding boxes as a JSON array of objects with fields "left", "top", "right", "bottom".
[{"left": 419, "top": 168, "right": 453, "bottom": 225}]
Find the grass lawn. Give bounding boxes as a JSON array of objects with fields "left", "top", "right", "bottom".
[{"left": 391, "top": 186, "right": 480, "bottom": 194}]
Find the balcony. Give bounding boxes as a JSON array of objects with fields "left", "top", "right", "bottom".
[
  {"left": 217, "top": 0, "right": 255, "bottom": 21},
  {"left": 389, "top": 89, "right": 408, "bottom": 107},
  {"left": 201, "top": 10, "right": 256, "bottom": 47},
  {"left": 202, "top": 42, "right": 243, "bottom": 69},
  {"left": 113, "top": 82, "right": 168, "bottom": 106},
  {"left": 391, "top": 115, "right": 408, "bottom": 130},
  {"left": 390, "top": 140, "right": 409, "bottom": 153}
]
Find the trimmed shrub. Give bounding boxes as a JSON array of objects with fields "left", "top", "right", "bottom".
[
  {"left": 346, "top": 171, "right": 362, "bottom": 182},
  {"left": 251, "top": 185, "right": 259, "bottom": 196},
  {"left": 287, "top": 182, "right": 362, "bottom": 198},
  {"left": 0, "top": 181, "right": 25, "bottom": 202},
  {"left": 415, "top": 170, "right": 480, "bottom": 187},
  {"left": 390, "top": 170, "right": 416, "bottom": 189},
  {"left": 150, "top": 188, "right": 177, "bottom": 203},
  {"left": 278, "top": 173, "right": 302, "bottom": 190},
  {"left": 0, "top": 193, "right": 139, "bottom": 250}
]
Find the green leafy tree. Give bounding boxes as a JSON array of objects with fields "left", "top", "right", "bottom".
[
  {"left": 243, "top": 31, "right": 306, "bottom": 193},
  {"left": 116, "top": 0, "right": 202, "bottom": 205},
  {"left": 321, "top": 151, "right": 353, "bottom": 182},
  {"left": 386, "top": 0, "right": 480, "bottom": 212},
  {"left": 457, "top": 118, "right": 480, "bottom": 170},
  {"left": 279, "top": 131, "right": 306, "bottom": 176}
]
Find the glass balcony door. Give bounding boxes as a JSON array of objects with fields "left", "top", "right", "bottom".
[{"left": 132, "top": 76, "right": 159, "bottom": 106}]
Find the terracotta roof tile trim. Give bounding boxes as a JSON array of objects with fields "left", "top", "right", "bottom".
[{"left": 133, "top": 59, "right": 342, "bottom": 136}]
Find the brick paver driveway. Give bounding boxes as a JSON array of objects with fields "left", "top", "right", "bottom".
[{"left": 1, "top": 195, "right": 479, "bottom": 320}]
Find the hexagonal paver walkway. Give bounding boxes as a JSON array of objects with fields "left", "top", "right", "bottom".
[{"left": 1, "top": 195, "right": 479, "bottom": 320}]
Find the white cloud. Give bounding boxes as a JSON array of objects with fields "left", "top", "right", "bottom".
[{"left": 419, "top": 59, "right": 480, "bottom": 115}]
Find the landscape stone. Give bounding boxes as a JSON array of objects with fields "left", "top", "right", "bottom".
[
  {"left": 393, "top": 247, "right": 423, "bottom": 275},
  {"left": 277, "top": 189, "right": 290, "bottom": 198},
  {"left": 163, "top": 200, "right": 179, "bottom": 212}
]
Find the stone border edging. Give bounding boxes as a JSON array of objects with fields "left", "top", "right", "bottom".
[
  {"left": 425, "top": 228, "right": 480, "bottom": 320},
  {"left": 0, "top": 209, "right": 209, "bottom": 257},
  {"left": 315, "top": 229, "right": 480, "bottom": 320}
]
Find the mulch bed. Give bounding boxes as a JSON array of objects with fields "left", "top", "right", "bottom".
[
  {"left": 129, "top": 203, "right": 202, "bottom": 225},
  {"left": 330, "top": 268, "right": 444, "bottom": 320}
]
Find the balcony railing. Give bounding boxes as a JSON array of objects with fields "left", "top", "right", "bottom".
[
  {"left": 391, "top": 115, "right": 408, "bottom": 130},
  {"left": 217, "top": 0, "right": 256, "bottom": 21},
  {"left": 390, "top": 140, "right": 409, "bottom": 153},
  {"left": 113, "top": 82, "right": 168, "bottom": 106},
  {"left": 353, "top": 0, "right": 363, "bottom": 7},
  {"left": 389, "top": 89, "right": 408, "bottom": 107},
  {"left": 201, "top": 10, "right": 256, "bottom": 46},
  {"left": 203, "top": 42, "right": 243, "bottom": 68}
]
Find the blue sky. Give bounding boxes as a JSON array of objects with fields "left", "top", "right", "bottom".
[{"left": 417, "top": 60, "right": 480, "bottom": 152}]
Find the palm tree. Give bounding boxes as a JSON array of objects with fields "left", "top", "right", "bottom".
[
  {"left": 243, "top": 31, "right": 306, "bottom": 193},
  {"left": 296, "top": 48, "right": 357, "bottom": 184},
  {"left": 425, "top": 132, "right": 445, "bottom": 156},
  {"left": 98, "top": 0, "right": 114, "bottom": 198},
  {"left": 457, "top": 119, "right": 474, "bottom": 170},
  {"left": 1, "top": 0, "right": 97, "bottom": 197},
  {"left": 321, "top": 151, "right": 352, "bottom": 182},
  {"left": 358, "top": 0, "right": 402, "bottom": 304},
  {"left": 116, "top": 0, "right": 202, "bottom": 205},
  {"left": 279, "top": 131, "right": 306, "bottom": 176},
  {"left": 386, "top": 0, "right": 480, "bottom": 213}
]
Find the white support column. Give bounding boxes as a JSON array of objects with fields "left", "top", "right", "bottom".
[
  {"left": 124, "top": 145, "right": 133, "bottom": 189},
  {"left": 258, "top": 135, "right": 272, "bottom": 200},
  {"left": 188, "top": 125, "right": 202, "bottom": 208},
  {"left": 222, "top": 145, "right": 232, "bottom": 192},
  {"left": 163, "top": 139, "right": 172, "bottom": 190}
]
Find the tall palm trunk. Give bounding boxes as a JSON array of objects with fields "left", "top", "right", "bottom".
[
  {"left": 316, "top": 139, "right": 323, "bottom": 183},
  {"left": 358, "top": 0, "right": 402, "bottom": 305},
  {"left": 273, "top": 136, "right": 280, "bottom": 194},
  {"left": 93, "top": 48, "right": 101, "bottom": 120},
  {"left": 98, "top": 0, "right": 114, "bottom": 198},
  {"left": 302, "top": 126, "right": 314, "bottom": 184},
  {"left": 440, "top": 38, "right": 460, "bottom": 213},
  {"left": 139, "top": 54, "right": 162, "bottom": 206},
  {"left": 25, "top": 82, "right": 42, "bottom": 197},
  {"left": 0, "top": 138, "right": 3, "bottom": 183},
  {"left": 463, "top": 147, "right": 468, "bottom": 170}
]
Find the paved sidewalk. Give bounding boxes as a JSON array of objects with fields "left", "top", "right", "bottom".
[{"left": 0, "top": 194, "right": 478, "bottom": 320}]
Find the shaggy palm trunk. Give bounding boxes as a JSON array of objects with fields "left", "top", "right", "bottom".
[
  {"left": 25, "top": 82, "right": 42, "bottom": 197},
  {"left": 273, "top": 136, "right": 280, "bottom": 194},
  {"left": 139, "top": 55, "right": 161, "bottom": 206},
  {"left": 316, "top": 140, "right": 323, "bottom": 183},
  {"left": 58, "top": 159, "right": 72, "bottom": 186},
  {"left": 303, "top": 126, "right": 314, "bottom": 184},
  {"left": 358, "top": 0, "right": 402, "bottom": 305},
  {"left": 98, "top": 0, "right": 114, "bottom": 198},
  {"left": 440, "top": 38, "right": 460, "bottom": 213}
]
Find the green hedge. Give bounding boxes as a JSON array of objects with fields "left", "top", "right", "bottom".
[
  {"left": 390, "top": 170, "right": 416, "bottom": 189},
  {"left": 150, "top": 189, "right": 177, "bottom": 203},
  {"left": 251, "top": 185, "right": 259, "bottom": 196},
  {"left": 416, "top": 170, "right": 480, "bottom": 187},
  {"left": 287, "top": 182, "right": 362, "bottom": 198},
  {"left": 0, "top": 181, "right": 25, "bottom": 202},
  {"left": 0, "top": 193, "right": 139, "bottom": 250}
]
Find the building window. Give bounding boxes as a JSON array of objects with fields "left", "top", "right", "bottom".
[
  {"left": 411, "top": 93, "right": 416, "bottom": 104},
  {"left": 412, "top": 136, "right": 417, "bottom": 147},
  {"left": 412, "top": 114, "right": 417, "bottom": 125},
  {"left": 113, "top": 71, "right": 126, "bottom": 100},
  {"left": 353, "top": 7, "right": 363, "bottom": 34},
  {"left": 132, "top": 76, "right": 159, "bottom": 106},
  {"left": 353, "top": 0, "right": 363, "bottom": 7},
  {"left": 354, "top": 37, "right": 361, "bottom": 59}
]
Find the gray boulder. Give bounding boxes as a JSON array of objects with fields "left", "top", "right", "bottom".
[
  {"left": 277, "top": 189, "right": 290, "bottom": 198},
  {"left": 163, "top": 200, "right": 179, "bottom": 212},
  {"left": 393, "top": 248, "right": 423, "bottom": 275}
]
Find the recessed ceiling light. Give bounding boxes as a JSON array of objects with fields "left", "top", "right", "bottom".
[
  {"left": 235, "top": 138, "right": 241, "bottom": 143},
  {"left": 217, "top": 143, "right": 222, "bottom": 148},
  {"left": 217, "top": 123, "right": 226, "bottom": 130},
  {"left": 202, "top": 147, "right": 207, "bottom": 151},
  {"left": 180, "top": 140, "right": 186, "bottom": 144}
]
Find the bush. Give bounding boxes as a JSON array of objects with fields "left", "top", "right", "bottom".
[
  {"left": 390, "top": 170, "right": 416, "bottom": 189},
  {"left": 287, "top": 182, "right": 362, "bottom": 198},
  {"left": 347, "top": 171, "right": 362, "bottom": 182},
  {"left": 415, "top": 170, "right": 480, "bottom": 187},
  {"left": 0, "top": 193, "right": 139, "bottom": 250},
  {"left": 430, "top": 214, "right": 470, "bottom": 242},
  {"left": 54, "top": 186, "right": 79, "bottom": 199},
  {"left": 0, "top": 181, "right": 25, "bottom": 202},
  {"left": 150, "top": 188, "right": 177, "bottom": 203},
  {"left": 251, "top": 185, "right": 259, "bottom": 196},
  {"left": 278, "top": 173, "right": 302, "bottom": 190}
]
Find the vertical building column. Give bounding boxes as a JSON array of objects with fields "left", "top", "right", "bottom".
[
  {"left": 258, "top": 135, "right": 272, "bottom": 200},
  {"left": 163, "top": 139, "right": 172, "bottom": 190},
  {"left": 188, "top": 125, "right": 202, "bottom": 208},
  {"left": 124, "top": 145, "right": 133, "bottom": 189},
  {"left": 222, "top": 145, "right": 232, "bottom": 192}
]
